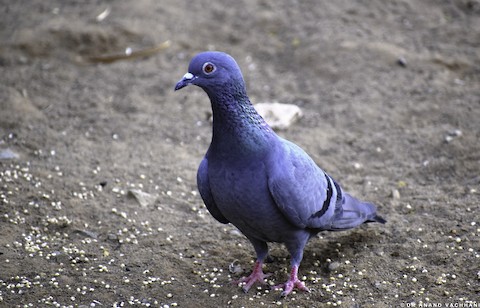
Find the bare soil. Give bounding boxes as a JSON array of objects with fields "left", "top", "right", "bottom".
[{"left": 1, "top": 0, "right": 479, "bottom": 307}]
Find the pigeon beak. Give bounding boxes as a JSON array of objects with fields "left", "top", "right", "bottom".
[{"left": 174, "top": 72, "right": 196, "bottom": 91}]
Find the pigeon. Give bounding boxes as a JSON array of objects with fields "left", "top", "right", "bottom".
[{"left": 174, "top": 51, "right": 385, "bottom": 297}]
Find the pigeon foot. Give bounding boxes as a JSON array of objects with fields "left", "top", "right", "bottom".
[
  {"left": 274, "top": 265, "right": 310, "bottom": 297},
  {"left": 236, "top": 261, "right": 271, "bottom": 293}
]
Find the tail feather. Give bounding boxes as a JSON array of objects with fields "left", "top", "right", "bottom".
[{"left": 330, "top": 193, "right": 386, "bottom": 230}]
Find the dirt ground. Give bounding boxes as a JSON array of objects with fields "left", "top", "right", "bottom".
[{"left": 1, "top": 0, "right": 479, "bottom": 307}]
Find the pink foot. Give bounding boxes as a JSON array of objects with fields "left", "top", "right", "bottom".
[
  {"left": 274, "top": 265, "right": 310, "bottom": 297},
  {"left": 235, "top": 261, "right": 271, "bottom": 293}
]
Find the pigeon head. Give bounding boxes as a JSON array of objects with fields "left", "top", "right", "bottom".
[{"left": 174, "top": 51, "right": 247, "bottom": 98}]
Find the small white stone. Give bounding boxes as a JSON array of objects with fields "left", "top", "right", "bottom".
[
  {"left": 391, "top": 189, "right": 400, "bottom": 199},
  {"left": 254, "top": 102, "right": 302, "bottom": 130},
  {"left": 128, "top": 189, "right": 158, "bottom": 207}
]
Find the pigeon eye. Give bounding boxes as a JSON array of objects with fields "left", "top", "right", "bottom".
[{"left": 202, "top": 62, "right": 216, "bottom": 75}]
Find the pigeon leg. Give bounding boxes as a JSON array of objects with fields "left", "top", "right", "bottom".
[
  {"left": 275, "top": 236, "right": 311, "bottom": 297},
  {"left": 236, "top": 238, "right": 270, "bottom": 293},
  {"left": 274, "top": 265, "right": 310, "bottom": 297}
]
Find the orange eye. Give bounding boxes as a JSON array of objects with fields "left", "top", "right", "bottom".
[{"left": 202, "top": 62, "right": 216, "bottom": 74}]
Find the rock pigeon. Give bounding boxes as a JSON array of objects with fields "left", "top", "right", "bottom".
[{"left": 174, "top": 51, "right": 385, "bottom": 297}]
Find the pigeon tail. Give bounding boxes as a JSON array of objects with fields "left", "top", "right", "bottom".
[{"left": 330, "top": 193, "right": 386, "bottom": 230}]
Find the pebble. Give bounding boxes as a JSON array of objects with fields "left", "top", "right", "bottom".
[
  {"left": 445, "top": 129, "right": 462, "bottom": 143},
  {"left": 228, "top": 260, "right": 243, "bottom": 274},
  {"left": 353, "top": 162, "right": 362, "bottom": 170},
  {"left": 73, "top": 229, "right": 98, "bottom": 239},
  {"left": 128, "top": 189, "right": 158, "bottom": 207},
  {"left": 0, "top": 148, "right": 19, "bottom": 160},
  {"left": 391, "top": 189, "right": 401, "bottom": 199},
  {"left": 254, "top": 102, "right": 302, "bottom": 130},
  {"left": 229, "top": 229, "right": 243, "bottom": 237},
  {"left": 328, "top": 262, "right": 341, "bottom": 272},
  {"left": 397, "top": 56, "right": 407, "bottom": 67}
]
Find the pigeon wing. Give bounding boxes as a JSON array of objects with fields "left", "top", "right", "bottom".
[
  {"left": 197, "top": 156, "right": 230, "bottom": 224},
  {"left": 267, "top": 139, "right": 338, "bottom": 230}
]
